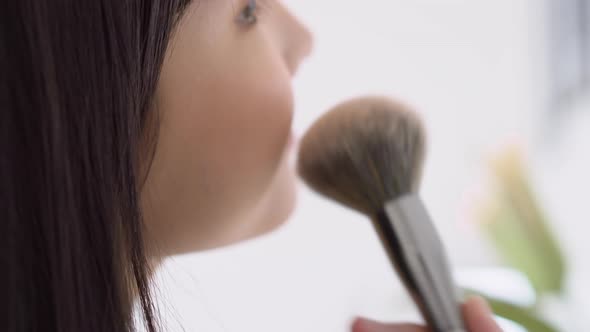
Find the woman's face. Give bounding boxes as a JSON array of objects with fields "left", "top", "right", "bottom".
[{"left": 141, "top": 0, "right": 313, "bottom": 255}]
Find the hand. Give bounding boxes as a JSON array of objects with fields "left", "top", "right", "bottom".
[{"left": 351, "top": 297, "right": 503, "bottom": 332}]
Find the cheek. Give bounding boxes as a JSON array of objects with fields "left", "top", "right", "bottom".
[
  {"left": 190, "top": 58, "right": 294, "bottom": 200},
  {"left": 142, "top": 45, "right": 295, "bottom": 253}
]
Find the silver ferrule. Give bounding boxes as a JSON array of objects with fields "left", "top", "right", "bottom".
[{"left": 379, "top": 194, "right": 465, "bottom": 332}]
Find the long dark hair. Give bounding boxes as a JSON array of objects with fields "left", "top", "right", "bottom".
[{"left": 1, "top": 1, "right": 190, "bottom": 331}]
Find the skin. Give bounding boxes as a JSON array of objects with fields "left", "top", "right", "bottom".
[
  {"left": 352, "top": 297, "right": 503, "bottom": 332},
  {"left": 140, "top": 1, "right": 501, "bottom": 330},
  {"left": 141, "top": 0, "right": 313, "bottom": 255}
]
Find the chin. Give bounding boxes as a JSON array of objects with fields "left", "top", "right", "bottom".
[
  {"left": 195, "top": 153, "right": 298, "bottom": 251},
  {"left": 255, "top": 154, "right": 299, "bottom": 236}
]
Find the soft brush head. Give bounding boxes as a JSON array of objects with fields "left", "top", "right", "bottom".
[{"left": 297, "top": 96, "right": 426, "bottom": 216}]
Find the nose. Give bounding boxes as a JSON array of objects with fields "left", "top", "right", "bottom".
[{"left": 280, "top": 5, "right": 314, "bottom": 76}]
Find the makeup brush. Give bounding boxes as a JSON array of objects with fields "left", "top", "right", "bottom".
[{"left": 297, "top": 96, "right": 465, "bottom": 332}]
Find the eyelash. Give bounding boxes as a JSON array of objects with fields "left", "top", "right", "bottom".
[{"left": 236, "top": 0, "right": 265, "bottom": 27}]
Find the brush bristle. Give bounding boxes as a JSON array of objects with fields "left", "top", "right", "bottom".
[{"left": 297, "top": 96, "right": 426, "bottom": 216}]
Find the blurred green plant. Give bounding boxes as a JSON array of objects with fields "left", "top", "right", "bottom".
[
  {"left": 464, "top": 289, "right": 558, "bottom": 332},
  {"left": 476, "top": 147, "right": 567, "bottom": 331}
]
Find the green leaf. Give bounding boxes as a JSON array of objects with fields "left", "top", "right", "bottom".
[
  {"left": 481, "top": 149, "right": 566, "bottom": 294},
  {"left": 464, "top": 289, "right": 559, "bottom": 332}
]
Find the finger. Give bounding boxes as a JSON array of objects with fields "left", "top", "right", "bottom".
[
  {"left": 463, "top": 296, "right": 503, "bottom": 332},
  {"left": 351, "top": 317, "right": 427, "bottom": 332}
]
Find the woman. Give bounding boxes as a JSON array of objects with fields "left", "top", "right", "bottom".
[{"left": 1, "top": 1, "right": 501, "bottom": 331}]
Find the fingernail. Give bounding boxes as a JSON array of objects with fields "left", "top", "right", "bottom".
[
  {"left": 464, "top": 296, "right": 503, "bottom": 332},
  {"left": 471, "top": 296, "right": 493, "bottom": 314},
  {"left": 352, "top": 318, "right": 382, "bottom": 332}
]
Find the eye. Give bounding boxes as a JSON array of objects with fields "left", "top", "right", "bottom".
[{"left": 236, "top": 0, "right": 259, "bottom": 26}]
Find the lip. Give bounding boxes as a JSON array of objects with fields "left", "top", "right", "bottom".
[
  {"left": 286, "top": 132, "right": 299, "bottom": 167},
  {"left": 287, "top": 132, "right": 299, "bottom": 151}
]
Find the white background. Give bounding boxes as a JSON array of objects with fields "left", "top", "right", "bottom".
[{"left": 153, "top": 1, "right": 590, "bottom": 331}]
